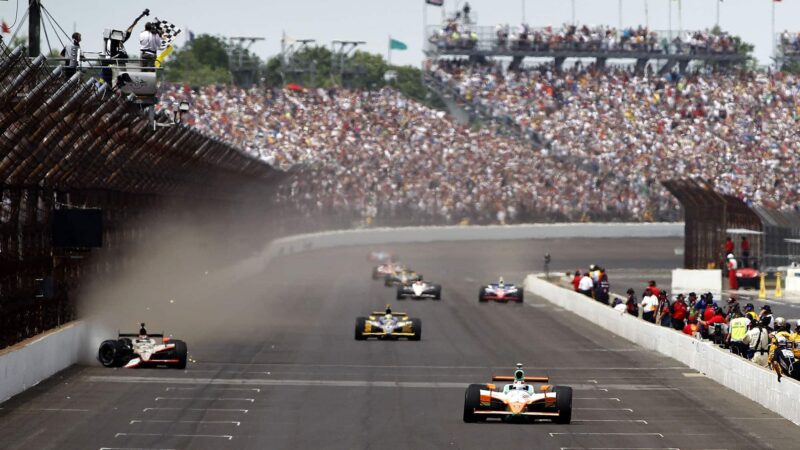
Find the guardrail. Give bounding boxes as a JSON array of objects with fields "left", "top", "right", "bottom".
[{"left": 525, "top": 275, "right": 800, "bottom": 425}]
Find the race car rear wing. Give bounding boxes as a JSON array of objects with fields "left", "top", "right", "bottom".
[
  {"left": 492, "top": 375, "right": 549, "bottom": 383},
  {"left": 370, "top": 312, "right": 408, "bottom": 316},
  {"left": 119, "top": 333, "right": 165, "bottom": 338}
]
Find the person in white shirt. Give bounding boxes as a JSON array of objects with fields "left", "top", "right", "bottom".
[
  {"left": 139, "top": 22, "right": 162, "bottom": 69},
  {"left": 577, "top": 273, "right": 594, "bottom": 298},
  {"left": 640, "top": 289, "right": 659, "bottom": 323}
]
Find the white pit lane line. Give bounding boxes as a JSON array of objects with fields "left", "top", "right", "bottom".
[{"left": 164, "top": 387, "right": 261, "bottom": 392}]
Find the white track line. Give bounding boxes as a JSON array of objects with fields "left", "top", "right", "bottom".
[
  {"left": 575, "top": 398, "right": 621, "bottom": 401},
  {"left": 572, "top": 419, "right": 648, "bottom": 424},
  {"left": 115, "top": 433, "right": 232, "bottom": 440},
  {"left": 574, "top": 408, "right": 633, "bottom": 412},
  {"left": 551, "top": 432, "right": 663, "bottom": 437},
  {"left": 560, "top": 448, "right": 678, "bottom": 450},
  {"left": 154, "top": 397, "right": 254, "bottom": 402},
  {"left": 129, "top": 420, "right": 240, "bottom": 426},
  {"left": 165, "top": 387, "right": 260, "bottom": 392},
  {"left": 142, "top": 408, "right": 247, "bottom": 413}
]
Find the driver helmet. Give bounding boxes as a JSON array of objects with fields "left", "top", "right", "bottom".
[
  {"left": 384, "top": 304, "right": 392, "bottom": 315},
  {"left": 777, "top": 335, "right": 788, "bottom": 347},
  {"left": 498, "top": 277, "right": 505, "bottom": 288},
  {"left": 138, "top": 322, "right": 147, "bottom": 338}
]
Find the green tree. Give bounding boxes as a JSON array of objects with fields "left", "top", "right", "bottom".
[
  {"left": 263, "top": 45, "right": 439, "bottom": 106},
  {"left": 164, "top": 34, "right": 232, "bottom": 85}
]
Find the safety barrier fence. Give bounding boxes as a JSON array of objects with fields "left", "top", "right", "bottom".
[
  {"left": 525, "top": 275, "right": 800, "bottom": 425},
  {"left": 0, "top": 41, "right": 287, "bottom": 350}
]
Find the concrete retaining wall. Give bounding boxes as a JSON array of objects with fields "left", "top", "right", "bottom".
[
  {"left": 0, "top": 322, "right": 85, "bottom": 403},
  {"left": 267, "top": 222, "right": 684, "bottom": 259},
  {"left": 524, "top": 275, "right": 800, "bottom": 425}
]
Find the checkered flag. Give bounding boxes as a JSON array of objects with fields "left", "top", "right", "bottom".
[{"left": 155, "top": 18, "right": 181, "bottom": 50}]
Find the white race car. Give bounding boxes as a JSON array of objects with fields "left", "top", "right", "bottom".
[
  {"left": 98, "top": 323, "right": 187, "bottom": 369},
  {"left": 397, "top": 280, "right": 442, "bottom": 300}
]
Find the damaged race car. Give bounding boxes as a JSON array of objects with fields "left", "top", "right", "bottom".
[
  {"left": 479, "top": 277, "right": 523, "bottom": 303},
  {"left": 354, "top": 305, "right": 421, "bottom": 340},
  {"left": 397, "top": 280, "right": 442, "bottom": 300},
  {"left": 463, "top": 364, "right": 572, "bottom": 424},
  {"left": 384, "top": 268, "right": 423, "bottom": 287},
  {"left": 372, "top": 262, "right": 407, "bottom": 280},
  {"left": 98, "top": 323, "right": 187, "bottom": 369}
]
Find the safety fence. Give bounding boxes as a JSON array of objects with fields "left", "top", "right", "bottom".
[{"left": 0, "top": 42, "right": 287, "bottom": 349}]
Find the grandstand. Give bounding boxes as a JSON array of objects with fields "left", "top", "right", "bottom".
[{"left": 426, "top": 22, "right": 749, "bottom": 73}]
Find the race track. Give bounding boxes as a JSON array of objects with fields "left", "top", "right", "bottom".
[{"left": 1, "top": 237, "right": 798, "bottom": 450}]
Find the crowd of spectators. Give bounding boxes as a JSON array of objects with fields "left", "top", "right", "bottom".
[
  {"left": 429, "top": 60, "right": 800, "bottom": 212},
  {"left": 160, "top": 83, "right": 643, "bottom": 225},
  {"left": 571, "top": 267, "right": 800, "bottom": 382},
  {"left": 428, "top": 23, "right": 740, "bottom": 55}
]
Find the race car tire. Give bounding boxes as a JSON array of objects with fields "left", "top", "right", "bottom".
[
  {"left": 172, "top": 340, "right": 188, "bottom": 369},
  {"left": 98, "top": 339, "right": 123, "bottom": 367},
  {"left": 515, "top": 290, "right": 524, "bottom": 303},
  {"left": 479, "top": 287, "right": 487, "bottom": 302},
  {"left": 384, "top": 275, "right": 392, "bottom": 287},
  {"left": 396, "top": 287, "right": 405, "bottom": 300},
  {"left": 355, "top": 317, "right": 367, "bottom": 340},
  {"left": 463, "top": 384, "right": 483, "bottom": 423},
  {"left": 553, "top": 386, "right": 573, "bottom": 424},
  {"left": 433, "top": 286, "right": 442, "bottom": 300},
  {"left": 410, "top": 318, "right": 422, "bottom": 341}
]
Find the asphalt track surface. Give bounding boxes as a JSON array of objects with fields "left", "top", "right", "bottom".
[{"left": 1, "top": 237, "right": 799, "bottom": 450}]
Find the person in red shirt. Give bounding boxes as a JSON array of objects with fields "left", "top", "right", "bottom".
[
  {"left": 703, "top": 303, "right": 717, "bottom": 322},
  {"left": 725, "top": 236, "right": 735, "bottom": 255},
  {"left": 683, "top": 313, "right": 699, "bottom": 336},
  {"left": 741, "top": 237, "right": 751, "bottom": 268},
  {"left": 670, "top": 294, "right": 688, "bottom": 330},
  {"left": 646, "top": 280, "right": 660, "bottom": 297},
  {"left": 727, "top": 255, "right": 739, "bottom": 290},
  {"left": 572, "top": 270, "right": 581, "bottom": 292}
]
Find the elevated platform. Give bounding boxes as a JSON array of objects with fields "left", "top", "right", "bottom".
[{"left": 426, "top": 25, "right": 748, "bottom": 73}]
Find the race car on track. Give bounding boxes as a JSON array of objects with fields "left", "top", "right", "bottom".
[
  {"left": 372, "top": 262, "right": 407, "bottom": 280},
  {"left": 397, "top": 280, "right": 442, "bottom": 300},
  {"left": 479, "top": 278, "right": 523, "bottom": 303},
  {"left": 98, "top": 323, "right": 187, "bottom": 369},
  {"left": 354, "top": 305, "right": 421, "bottom": 340},
  {"left": 384, "top": 268, "right": 423, "bottom": 287},
  {"left": 463, "top": 363, "right": 572, "bottom": 424},
  {"left": 367, "top": 250, "right": 397, "bottom": 263}
]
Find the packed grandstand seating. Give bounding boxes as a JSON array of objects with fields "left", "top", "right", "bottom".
[
  {"left": 429, "top": 22, "right": 740, "bottom": 55},
  {"left": 429, "top": 61, "right": 800, "bottom": 212},
  {"left": 160, "top": 82, "right": 687, "bottom": 225}
]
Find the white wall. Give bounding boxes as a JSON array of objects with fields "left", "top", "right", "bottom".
[
  {"left": 671, "top": 269, "right": 722, "bottom": 297},
  {"left": 525, "top": 275, "right": 800, "bottom": 425},
  {"left": 0, "top": 322, "right": 85, "bottom": 403}
]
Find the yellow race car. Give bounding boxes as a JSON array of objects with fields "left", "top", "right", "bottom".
[{"left": 354, "top": 305, "right": 421, "bottom": 340}]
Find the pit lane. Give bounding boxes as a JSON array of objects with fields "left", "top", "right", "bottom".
[{"left": 0, "top": 237, "right": 798, "bottom": 449}]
